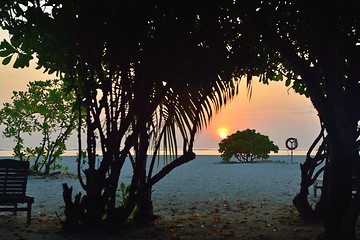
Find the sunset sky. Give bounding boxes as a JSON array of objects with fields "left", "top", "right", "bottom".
[
  {"left": 0, "top": 62, "right": 320, "bottom": 151},
  {"left": 0, "top": 30, "right": 320, "bottom": 152},
  {"left": 194, "top": 80, "right": 320, "bottom": 150}
]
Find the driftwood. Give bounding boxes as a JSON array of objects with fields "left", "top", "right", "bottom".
[{"left": 62, "top": 183, "right": 83, "bottom": 228}]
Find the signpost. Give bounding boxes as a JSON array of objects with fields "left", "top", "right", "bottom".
[{"left": 285, "top": 137, "right": 298, "bottom": 163}]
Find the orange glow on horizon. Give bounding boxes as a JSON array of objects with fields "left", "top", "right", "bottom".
[{"left": 195, "top": 79, "right": 319, "bottom": 149}]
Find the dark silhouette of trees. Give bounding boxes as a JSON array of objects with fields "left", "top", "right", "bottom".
[
  {"left": 293, "top": 125, "right": 328, "bottom": 222},
  {"left": 219, "top": 1, "right": 360, "bottom": 239},
  {"left": 0, "top": 1, "right": 242, "bottom": 227},
  {"left": 1, "top": 1, "right": 360, "bottom": 238},
  {"left": 218, "top": 129, "right": 279, "bottom": 163},
  {"left": 243, "top": 3, "right": 360, "bottom": 239}
]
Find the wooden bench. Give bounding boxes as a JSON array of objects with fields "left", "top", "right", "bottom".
[{"left": 0, "top": 159, "right": 34, "bottom": 224}]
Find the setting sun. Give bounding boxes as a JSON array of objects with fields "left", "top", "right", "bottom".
[{"left": 218, "top": 128, "right": 229, "bottom": 139}]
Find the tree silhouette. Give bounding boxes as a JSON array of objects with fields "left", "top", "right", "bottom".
[
  {"left": 230, "top": 3, "right": 360, "bottom": 239},
  {"left": 1, "top": 1, "right": 360, "bottom": 238},
  {"left": 205, "top": 2, "right": 359, "bottom": 238},
  {"left": 218, "top": 129, "right": 279, "bottom": 163},
  {"left": 0, "top": 1, "right": 241, "bottom": 227}
]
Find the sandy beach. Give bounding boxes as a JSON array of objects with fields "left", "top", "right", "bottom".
[{"left": 0, "top": 155, "right": 353, "bottom": 239}]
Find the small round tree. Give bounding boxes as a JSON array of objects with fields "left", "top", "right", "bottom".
[{"left": 218, "top": 129, "right": 279, "bottom": 163}]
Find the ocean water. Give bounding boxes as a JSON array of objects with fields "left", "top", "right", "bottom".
[
  {"left": 38, "top": 154, "right": 305, "bottom": 176},
  {"left": 0, "top": 147, "right": 309, "bottom": 157}
]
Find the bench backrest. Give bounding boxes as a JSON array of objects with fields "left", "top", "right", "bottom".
[{"left": 0, "top": 159, "right": 30, "bottom": 197}]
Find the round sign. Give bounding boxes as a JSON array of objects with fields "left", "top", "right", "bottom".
[{"left": 285, "top": 137, "right": 298, "bottom": 150}]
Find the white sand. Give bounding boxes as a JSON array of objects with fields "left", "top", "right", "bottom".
[
  {"left": 0, "top": 155, "right": 327, "bottom": 239},
  {"left": 9, "top": 155, "right": 312, "bottom": 221}
]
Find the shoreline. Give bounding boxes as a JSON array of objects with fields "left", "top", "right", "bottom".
[{"left": 0, "top": 148, "right": 310, "bottom": 157}]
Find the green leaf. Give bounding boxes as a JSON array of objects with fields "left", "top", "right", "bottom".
[
  {"left": 0, "top": 40, "right": 15, "bottom": 54},
  {"left": 2, "top": 55, "right": 12, "bottom": 65},
  {"left": 275, "top": 74, "right": 283, "bottom": 81},
  {"left": 285, "top": 78, "right": 291, "bottom": 87},
  {"left": 35, "top": 65, "right": 42, "bottom": 70},
  {"left": 13, "top": 54, "right": 33, "bottom": 68},
  {"left": 10, "top": 36, "right": 23, "bottom": 48},
  {"left": 0, "top": 50, "right": 11, "bottom": 57},
  {"left": 120, "top": 182, "right": 126, "bottom": 193}
]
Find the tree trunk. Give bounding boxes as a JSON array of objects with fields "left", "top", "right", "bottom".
[
  {"left": 133, "top": 186, "right": 155, "bottom": 224},
  {"left": 293, "top": 127, "right": 326, "bottom": 222},
  {"left": 338, "top": 191, "right": 360, "bottom": 240},
  {"left": 293, "top": 188, "right": 319, "bottom": 222},
  {"left": 322, "top": 126, "right": 354, "bottom": 239},
  {"left": 293, "top": 156, "right": 323, "bottom": 222},
  {"left": 133, "top": 126, "right": 155, "bottom": 224},
  {"left": 315, "top": 157, "right": 330, "bottom": 221},
  {"left": 62, "top": 183, "right": 83, "bottom": 228}
]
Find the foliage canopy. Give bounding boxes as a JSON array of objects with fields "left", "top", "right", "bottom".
[
  {"left": 0, "top": 79, "right": 78, "bottom": 175},
  {"left": 1, "top": 0, "right": 360, "bottom": 237},
  {"left": 218, "top": 129, "right": 279, "bottom": 163},
  {"left": 0, "top": 0, "right": 243, "bottom": 226}
]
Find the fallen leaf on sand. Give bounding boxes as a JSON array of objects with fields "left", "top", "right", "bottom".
[
  {"left": 223, "top": 230, "right": 235, "bottom": 237},
  {"left": 202, "top": 229, "right": 213, "bottom": 236},
  {"left": 212, "top": 216, "right": 222, "bottom": 222},
  {"left": 171, "top": 233, "right": 179, "bottom": 240},
  {"left": 38, "top": 212, "right": 47, "bottom": 217}
]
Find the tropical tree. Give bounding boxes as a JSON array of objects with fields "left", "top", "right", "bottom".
[
  {"left": 221, "top": 2, "right": 360, "bottom": 239},
  {"left": 2, "top": 1, "right": 359, "bottom": 238},
  {"left": 0, "top": 79, "right": 78, "bottom": 175},
  {"left": 218, "top": 129, "right": 279, "bottom": 163},
  {"left": 0, "top": 1, "right": 241, "bottom": 227}
]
